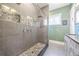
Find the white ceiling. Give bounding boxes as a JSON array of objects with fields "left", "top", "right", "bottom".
[
  {"left": 49, "top": 3, "right": 70, "bottom": 11},
  {"left": 36, "top": 3, "right": 48, "bottom": 8},
  {"left": 1, "top": 3, "right": 48, "bottom": 17},
  {"left": 1, "top": 3, "right": 38, "bottom": 17}
]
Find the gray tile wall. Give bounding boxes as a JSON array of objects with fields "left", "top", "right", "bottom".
[{"left": 0, "top": 20, "right": 48, "bottom": 56}]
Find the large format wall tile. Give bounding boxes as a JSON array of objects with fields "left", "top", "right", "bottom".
[{"left": 0, "top": 20, "right": 48, "bottom": 56}]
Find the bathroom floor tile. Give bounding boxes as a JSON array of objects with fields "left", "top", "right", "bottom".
[{"left": 43, "top": 40, "right": 65, "bottom": 56}]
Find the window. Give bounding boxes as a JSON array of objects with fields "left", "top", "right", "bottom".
[
  {"left": 76, "top": 10, "right": 79, "bottom": 23},
  {"left": 49, "top": 13, "right": 62, "bottom": 25},
  {"left": 75, "top": 10, "right": 79, "bottom": 36}
]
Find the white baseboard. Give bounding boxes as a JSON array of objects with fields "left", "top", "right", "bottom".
[{"left": 49, "top": 40, "right": 64, "bottom": 45}]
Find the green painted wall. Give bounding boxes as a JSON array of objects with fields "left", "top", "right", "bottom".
[{"left": 48, "top": 4, "right": 72, "bottom": 42}]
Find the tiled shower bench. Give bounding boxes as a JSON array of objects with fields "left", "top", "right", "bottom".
[{"left": 19, "top": 43, "right": 48, "bottom": 56}]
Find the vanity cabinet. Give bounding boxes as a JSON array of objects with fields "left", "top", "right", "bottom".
[{"left": 64, "top": 34, "right": 79, "bottom": 56}]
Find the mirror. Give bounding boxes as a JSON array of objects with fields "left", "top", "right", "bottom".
[{"left": 75, "top": 4, "right": 79, "bottom": 38}]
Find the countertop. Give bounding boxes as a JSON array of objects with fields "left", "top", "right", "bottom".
[{"left": 65, "top": 34, "right": 79, "bottom": 44}]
